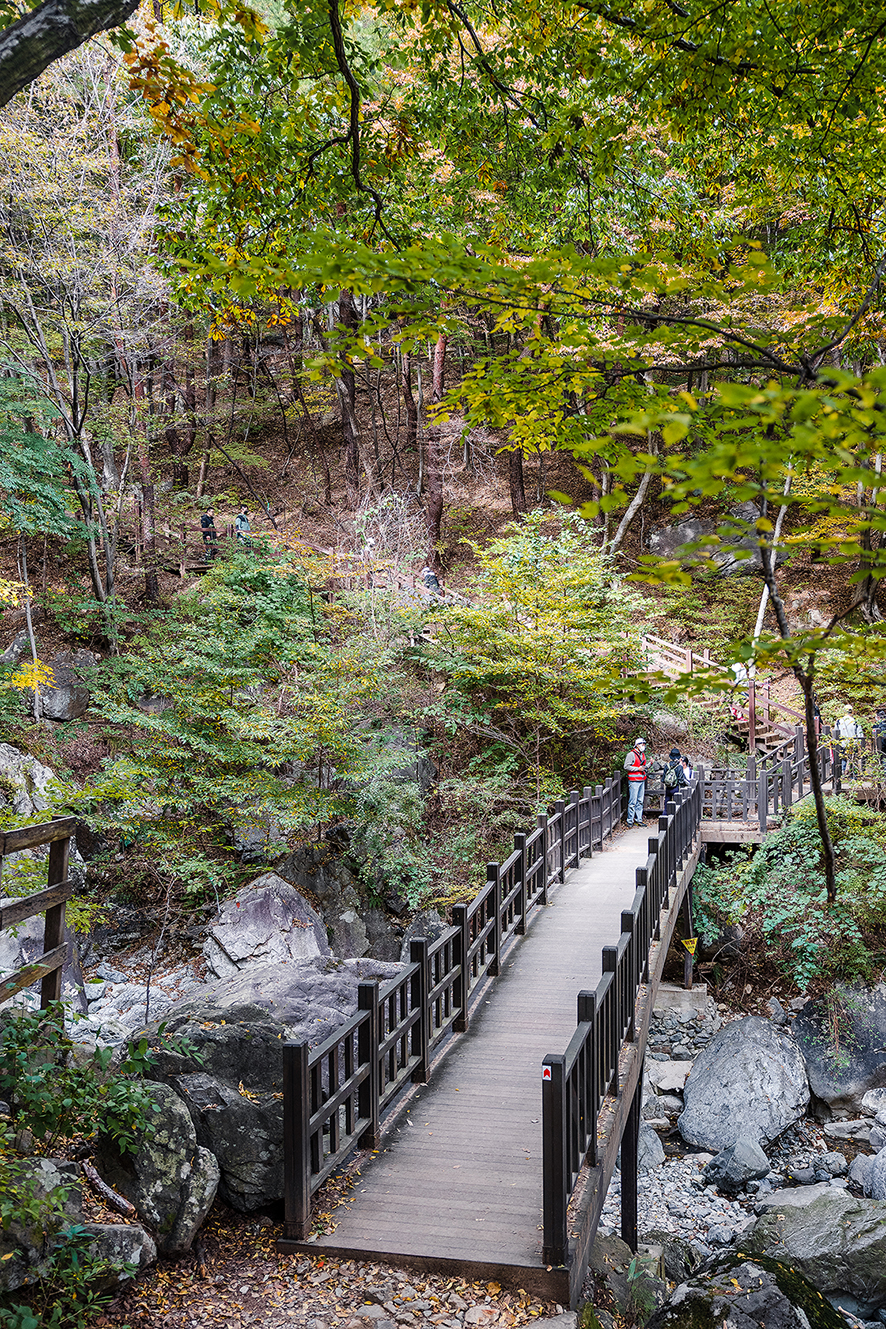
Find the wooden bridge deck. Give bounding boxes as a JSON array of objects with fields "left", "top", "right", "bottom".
[{"left": 296, "top": 825, "right": 654, "bottom": 1290}]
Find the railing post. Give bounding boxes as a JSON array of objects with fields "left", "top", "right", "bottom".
[
  {"left": 620, "top": 1075, "right": 642, "bottom": 1253},
  {"left": 487, "top": 863, "right": 502, "bottom": 975},
  {"left": 41, "top": 833, "right": 70, "bottom": 1008},
  {"left": 282, "top": 1042, "right": 311, "bottom": 1240},
  {"left": 594, "top": 785, "right": 603, "bottom": 849},
  {"left": 569, "top": 790, "right": 580, "bottom": 868},
  {"left": 542, "top": 1054, "right": 568, "bottom": 1267},
  {"left": 514, "top": 833, "right": 527, "bottom": 934},
  {"left": 538, "top": 814, "right": 549, "bottom": 904},
  {"left": 453, "top": 904, "right": 470, "bottom": 1032},
  {"left": 602, "top": 945, "right": 619, "bottom": 1084},
  {"left": 758, "top": 768, "right": 768, "bottom": 834},
  {"left": 577, "top": 990, "right": 597, "bottom": 1166},
  {"left": 782, "top": 754, "right": 792, "bottom": 809},
  {"left": 554, "top": 800, "right": 566, "bottom": 882},
  {"left": 748, "top": 679, "right": 757, "bottom": 755},
  {"left": 582, "top": 786, "right": 593, "bottom": 859},
  {"left": 410, "top": 938, "right": 430, "bottom": 1083},
  {"left": 357, "top": 981, "right": 380, "bottom": 1148}
]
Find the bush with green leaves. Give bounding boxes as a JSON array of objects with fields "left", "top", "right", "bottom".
[
  {"left": 693, "top": 796, "right": 886, "bottom": 991},
  {"left": 0, "top": 1006, "right": 159, "bottom": 1156}
]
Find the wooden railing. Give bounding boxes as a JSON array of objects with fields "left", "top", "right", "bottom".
[
  {"left": 701, "top": 727, "right": 838, "bottom": 829},
  {"left": 280, "top": 776, "right": 626, "bottom": 1241},
  {"left": 0, "top": 818, "right": 75, "bottom": 1007},
  {"left": 540, "top": 776, "right": 703, "bottom": 1267}
]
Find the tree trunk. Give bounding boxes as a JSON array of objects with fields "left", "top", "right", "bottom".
[
  {"left": 134, "top": 374, "right": 159, "bottom": 602},
  {"left": 508, "top": 448, "right": 527, "bottom": 517},
  {"left": 399, "top": 352, "right": 418, "bottom": 454},
  {"left": 337, "top": 292, "right": 361, "bottom": 500},
  {"left": 18, "top": 535, "right": 40, "bottom": 722},
  {"left": 425, "top": 426, "right": 444, "bottom": 570},
  {"left": 432, "top": 332, "right": 448, "bottom": 403}
]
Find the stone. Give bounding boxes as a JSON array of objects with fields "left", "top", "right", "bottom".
[
  {"left": 868, "top": 1149, "right": 886, "bottom": 1201},
  {"left": 647, "top": 1061, "right": 692, "bottom": 1093},
  {"left": 0, "top": 1158, "right": 82, "bottom": 1291},
  {"left": 81, "top": 1223, "right": 157, "bottom": 1287},
  {"left": 678, "top": 1016, "right": 809, "bottom": 1151},
  {"left": 703, "top": 1137, "right": 771, "bottom": 1195},
  {"left": 231, "top": 819, "right": 284, "bottom": 865},
  {"left": 0, "top": 909, "right": 86, "bottom": 1014},
  {"left": 646, "top": 1254, "right": 846, "bottom": 1328},
  {"left": 638, "top": 1124, "right": 666, "bottom": 1172},
  {"left": 138, "top": 956, "right": 401, "bottom": 1211},
  {"left": 94, "top": 1083, "right": 219, "bottom": 1254},
  {"left": 0, "top": 743, "right": 57, "bottom": 819},
  {"left": 820, "top": 1151, "right": 848, "bottom": 1177},
  {"left": 850, "top": 1155, "right": 873, "bottom": 1190},
  {"left": 793, "top": 985, "right": 886, "bottom": 1114},
  {"left": 648, "top": 519, "right": 715, "bottom": 564},
  {"left": 203, "top": 873, "right": 331, "bottom": 979},
  {"left": 744, "top": 1188, "right": 886, "bottom": 1316},
  {"left": 589, "top": 1235, "right": 666, "bottom": 1319},
  {"left": 35, "top": 649, "right": 99, "bottom": 721},
  {"left": 863, "top": 1089, "right": 886, "bottom": 1122},
  {"left": 399, "top": 909, "right": 449, "bottom": 962},
  {"left": 823, "top": 1119, "right": 870, "bottom": 1142},
  {"left": 276, "top": 840, "right": 399, "bottom": 961}
]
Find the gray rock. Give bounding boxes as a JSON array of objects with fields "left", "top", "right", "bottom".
[
  {"left": 647, "top": 1255, "right": 846, "bottom": 1328},
  {"left": 703, "top": 1137, "right": 770, "bottom": 1195},
  {"left": 823, "top": 1119, "right": 870, "bottom": 1142},
  {"left": 138, "top": 956, "right": 401, "bottom": 1211},
  {"left": 851, "top": 1155, "right": 873, "bottom": 1190},
  {"left": 638, "top": 1124, "right": 666, "bottom": 1172},
  {"left": 81, "top": 1223, "right": 157, "bottom": 1287},
  {"left": 793, "top": 985, "right": 886, "bottom": 1114},
  {"left": 744, "top": 1189, "right": 886, "bottom": 1316},
  {"left": 863, "top": 1089, "right": 886, "bottom": 1122},
  {"left": 678, "top": 1016, "right": 809, "bottom": 1151},
  {"left": 0, "top": 909, "right": 86, "bottom": 1014},
  {"left": 820, "top": 1150, "right": 848, "bottom": 1177},
  {"left": 202, "top": 873, "right": 330, "bottom": 979},
  {"left": 36, "top": 649, "right": 98, "bottom": 721},
  {"left": 0, "top": 742, "right": 57, "bottom": 819},
  {"left": 399, "top": 909, "right": 448, "bottom": 962},
  {"left": 868, "top": 1149, "right": 886, "bottom": 1201},
  {"left": 276, "top": 840, "right": 399, "bottom": 960},
  {"left": 231, "top": 819, "right": 283, "bottom": 865},
  {"left": 0, "top": 1158, "right": 81, "bottom": 1291},
  {"left": 648, "top": 1061, "right": 692, "bottom": 1093},
  {"left": 648, "top": 519, "right": 715, "bottom": 565},
  {"left": 94, "top": 1083, "right": 219, "bottom": 1254}
]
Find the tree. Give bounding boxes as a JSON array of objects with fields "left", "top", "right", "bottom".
[{"left": 0, "top": 0, "right": 138, "bottom": 109}]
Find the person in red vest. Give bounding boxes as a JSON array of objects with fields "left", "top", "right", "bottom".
[{"left": 624, "top": 737, "right": 648, "bottom": 826}]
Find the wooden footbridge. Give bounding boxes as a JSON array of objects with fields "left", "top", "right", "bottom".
[{"left": 276, "top": 728, "right": 841, "bottom": 1305}]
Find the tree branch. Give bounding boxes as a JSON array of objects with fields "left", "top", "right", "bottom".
[{"left": 0, "top": 0, "right": 138, "bottom": 108}]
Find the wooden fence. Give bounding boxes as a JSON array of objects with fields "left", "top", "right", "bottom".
[
  {"left": 540, "top": 777, "right": 702, "bottom": 1267},
  {"left": 701, "top": 728, "right": 838, "bottom": 829},
  {"left": 281, "top": 776, "right": 626, "bottom": 1241},
  {"left": 0, "top": 818, "right": 75, "bottom": 1007}
]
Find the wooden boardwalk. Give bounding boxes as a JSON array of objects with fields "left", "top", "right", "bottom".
[{"left": 299, "top": 825, "right": 654, "bottom": 1288}]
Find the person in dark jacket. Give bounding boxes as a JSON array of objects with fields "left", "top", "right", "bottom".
[
  {"left": 200, "top": 509, "right": 219, "bottom": 559},
  {"left": 662, "top": 747, "right": 687, "bottom": 794}
]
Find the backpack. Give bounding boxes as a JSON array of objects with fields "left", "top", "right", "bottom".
[{"left": 664, "top": 763, "right": 679, "bottom": 788}]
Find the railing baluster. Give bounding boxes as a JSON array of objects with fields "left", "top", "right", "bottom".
[
  {"left": 282, "top": 1043, "right": 311, "bottom": 1240},
  {"left": 542, "top": 1054, "right": 567, "bottom": 1267},
  {"left": 410, "top": 939, "right": 429, "bottom": 1083}
]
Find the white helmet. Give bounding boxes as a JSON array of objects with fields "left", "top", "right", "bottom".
[{"left": 635, "top": 737, "right": 646, "bottom": 747}]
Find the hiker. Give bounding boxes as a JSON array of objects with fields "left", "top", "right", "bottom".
[
  {"left": 422, "top": 566, "right": 442, "bottom": 595},
  {"left": 200, "top": 508, "right": 219, "bottom": 559},
  {"left": 875, "top": 709, "right": 886, "bottom": 756},
  {"left": 624, "top": 737, "right": 648, "bottom": 827},
  {"left": 835, "top": 703, "right": 863, "bottom": 774},
  {"left": 662, "top": 747, "right": 687, "bottom": 796},
  {"left": 682, "top": 754, "right": 694, "bottom": 782},
  {"left": 234, "top": 507, "right": 251, "bottom": 541}
]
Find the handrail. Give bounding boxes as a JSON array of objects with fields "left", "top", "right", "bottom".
[
  {"left": 540, "top": 776, "right": 703, "bottom": 1267},
  {"left": 280, "top": 776, "right": 626, "bottom": 1241},
  {"left": 0, "top": 817, "right": 75, "bottom": 1007}
]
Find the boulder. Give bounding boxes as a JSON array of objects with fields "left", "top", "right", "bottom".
[
  {"left": 793, "top": 985, "right": 886, "bottom": 1114},
  {"left": 646, "top": 507, "right": 787, "bottom": 580},
  {"left": 862, "top": 1087, "right": 886, "bottom": 1121},
  {"left": 647, "top": 1061, "right": 692, "bottom": 1094},
  {"left": 94, "top": 1083, "right": 219, "bottom": 1254},
  {"left": 139, "top": 956, "right": 401, "bottom": 1211},
  {"left": 638, "top": 1124, "right": 665, "bottom": 1172},
  {"left": 678, "top": 1016, "right": 809, "bottom": 1151},
  {"left": 81, "top": 1223, "right": 157, "bottom": 1287},
  {"left": 0, "top": 742, "right": 57, "bottom": 818},
  {"left": 647, "top": 519, "right": 715, "bottom": 564},
  {"left": 36, "top": 649, "right": 98, "bottom": 721},
  {"left": 744, "top": 1187, "right": 886, "bottom": 1316},
  {"left": 276, "top": 841, "right": 399, "bottom": 960},
  {"left": 0, "top": 1157, "right": 81, "bottom": 1292},
  {"left": 202, "top": 873, "right": 330, "bottom": 979},
  {"left": 231, "top": 818, "right": 283, "bottom": 864},
  {"left": 703, "top": 1137, "right": 770, "bottom": 1195},
  {"left": 868, "top": 1148, "right": 886, "bottom": 1201},
  {"left": 399, "top": 908, "right": 449, "bottom": 961},
  {"left": 0, "top": 909, "right": 86, "bottom": 1014},
  {"left": 647, "top": 1253, "right": 846, "bottom": 1329}
]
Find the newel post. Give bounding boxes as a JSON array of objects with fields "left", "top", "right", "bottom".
[
  {"left": 282, "top": 1042, "right": 311, "bottom": 1240},
  {"left": 554, "top": 799, "right": 566, "bottom": 882},
  {"left": 357, "top": 981, "right": 380, "bottom": 1149},
  {"left": 514, "top": 833, "right": 528, "bottom": 934},
  {"left": 542, "top": 1054, "right": 568, "bottom": 1267},
  {"left": 453, "top": 903, "right": 470, "bottom": 1032},
  {"left": 538, "top": 813, "right": 549, "bottom": 904},
  {"left": 488, "top": 863, "right": 502, "bottom": 976},
  {"left": 410, "top": 939, "right": 430, "bottom": 1083}
]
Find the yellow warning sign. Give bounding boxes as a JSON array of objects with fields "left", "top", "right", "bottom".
[{"left": 681, "top": 937, "right": 698, "bottom": 955}]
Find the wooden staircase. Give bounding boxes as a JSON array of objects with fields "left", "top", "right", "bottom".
[{"left": 641, "top": 632, "right": 805, "bottom": 756}]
